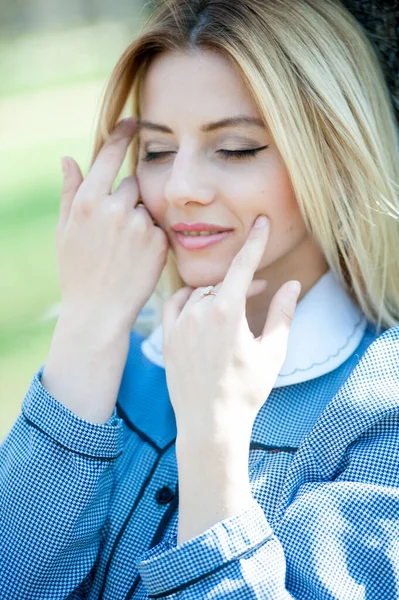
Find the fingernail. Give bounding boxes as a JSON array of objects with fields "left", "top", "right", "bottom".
[
  {"left": 61, "top": 157, "right": 69, "bottom": 176},
  {"left": 286, "top": 280, "right": 301, "bottom": 297},
  {"left": 254, "top": 215, "right": 268, "bottom": 228}
]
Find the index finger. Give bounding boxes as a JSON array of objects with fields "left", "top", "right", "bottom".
[
  {"left": 218, "top": 215, "right": 269, "bottom": 308},
  {"left": 77, "top": 118, "right": 136, "bottom": 200}
]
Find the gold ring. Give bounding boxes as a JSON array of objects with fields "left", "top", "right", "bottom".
[{"left": 200, "top": 286, "right": 217, "bottom": 297}]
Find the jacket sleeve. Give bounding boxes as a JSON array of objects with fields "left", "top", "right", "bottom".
[
  {"left": 135, "top": 328, "right": 399, "bottom": 599},
  {"left": 135, "top": 416, "right": 399, "bottom": 599},
  {"left": 0, "top": 366, "right": 124, "bottom": 599},
  {"left": 136, "top": 498, "right": 294, "bottom": 599}
]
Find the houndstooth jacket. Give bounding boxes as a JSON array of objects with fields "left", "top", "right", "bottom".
[{"left": 1, "top": 270, "right": 398, "bottom": 599}]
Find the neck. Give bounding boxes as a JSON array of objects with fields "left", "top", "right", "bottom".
[{"left": 246, "top": 236, "right": 329, "bottom": 339}]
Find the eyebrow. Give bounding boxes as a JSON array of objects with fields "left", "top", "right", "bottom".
[{"left": 137, "top": 115, "right": 266, "bottom": 134}]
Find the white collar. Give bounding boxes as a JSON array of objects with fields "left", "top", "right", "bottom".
[{"left": 140, "top": 270, "right": 368, "bottom": 387}]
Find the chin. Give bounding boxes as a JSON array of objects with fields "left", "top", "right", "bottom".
[{"left": 177, "top": 262, "right": 227, "bottom": 289}]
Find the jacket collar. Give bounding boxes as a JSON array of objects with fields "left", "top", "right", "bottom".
[{"left": 140, "top": 269, "right": 367, "bottom": 387}]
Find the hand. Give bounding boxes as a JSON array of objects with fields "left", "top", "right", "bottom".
[
  {"left": 56, "top": 118, "right": 169, "bottom": 334},
  {"left": 161, "top": 215, "right": 301, "bottom": 444}
]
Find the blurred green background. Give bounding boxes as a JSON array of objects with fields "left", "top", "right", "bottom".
[{"left": 0, "top": 1, "right": 150, "bottom": 440}]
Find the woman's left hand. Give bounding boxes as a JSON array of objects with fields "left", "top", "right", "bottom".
[{"left": 162, "top": 215, "right": 301, "bottom": 445}]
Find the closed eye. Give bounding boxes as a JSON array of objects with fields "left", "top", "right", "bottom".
[
  {"left": 218, "top": 146, "right": 268, "bottom": 159},
  {"left": 141, "top": 145, "right": 268, "bottom": 163}
]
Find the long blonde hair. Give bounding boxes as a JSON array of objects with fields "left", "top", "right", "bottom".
[{"left": 90, "top": 0, "right": 399, "bottom": 333}]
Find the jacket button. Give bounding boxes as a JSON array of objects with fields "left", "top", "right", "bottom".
[{"left": 155, "top": 486, "right": 174, "bottom": 505}]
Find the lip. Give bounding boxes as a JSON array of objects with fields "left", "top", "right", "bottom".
[
  {"left": 174, "top": 230, "right": 233, "bottom": 250},
  {"left": 172, "top": 222, "right": 233, "bottom": 232}
]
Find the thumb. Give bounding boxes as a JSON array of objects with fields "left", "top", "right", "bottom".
[{"left": 58, "top": 156, "right": 84, "bottom": 231}]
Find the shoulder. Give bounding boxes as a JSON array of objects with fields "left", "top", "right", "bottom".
[
  {"left": 328, "top": 322, "right": 398, "bottom": 417},
  {"left": 344, "top": 322, "right": 399, "bottom": 411},
  {"left": 305, "top": 323, "right": 399, "bottom": 477},
  {"left": 361, "top": 322, "right": 399, "bottom": 366}
]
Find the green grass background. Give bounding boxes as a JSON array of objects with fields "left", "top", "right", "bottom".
[{"left": 0, "top": 18, "right": 145, "bottom": 441}]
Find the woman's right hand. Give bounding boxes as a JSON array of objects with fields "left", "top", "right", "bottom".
[{"left": 56, "top": 117, "right": 169, "bottom": 335}]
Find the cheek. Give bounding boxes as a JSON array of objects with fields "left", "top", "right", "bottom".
[
  {"left": 259, "top": 158, "right": 305, "bottom": 232},
  {"left": 276, "top": 189, "right": 306, "bottom": 238},
  {"left": 252, "top": 160, "right": 308, "bottom": 264}
]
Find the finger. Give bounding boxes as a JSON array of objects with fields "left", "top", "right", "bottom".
[
  {"left": 113, "top": 176, "right": 159, "bottom": 225},
  {"left": 180, "top": 277, "right": 267, "bottom": 314},
  {"left": 246, "top": 278, "right": 267, "bottom": 298},
  {"left": 112, "top": 175, "right": 139, "bottom": 203},
  {"left": 57, "top": 156, "right": 84, "bottom": 231},
  {"left": 113, "top": 178, "right": 157, "bottom": 225},
  {"left": 258, "top": 280, "right": 301, "bottom": 360},
  {"left": 218, "top": 215, "right": 269, "bottom": 310},
  {"left": 174, "top": 280, "right": 222, "bottom": 312},
  {"left": 111, "top": 175, "right": 143, "bottom": 214},
  {"left": 77, "top": 118, "right": 136, "bottom": 201},
  {"left": 193, "top": 279, "right": 267, "bottom": 303},
  {"left": 162, "top": 286, "right": 194, "bottom": 340},
  {"left": 134, "top": 203, "right": 159, "bottom": 226}
]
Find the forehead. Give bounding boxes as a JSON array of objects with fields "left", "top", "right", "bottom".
[{"left": 139, "top": 49, "right": 259, "bottom": 121}]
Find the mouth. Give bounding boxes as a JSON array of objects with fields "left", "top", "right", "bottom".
[{"left": 174, "top": 230, "right": 234, "bottom": 250}]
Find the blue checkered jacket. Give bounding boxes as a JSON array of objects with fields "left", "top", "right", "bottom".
[{"left": 1, "top": 322, "right": 398, "bottom": 599}]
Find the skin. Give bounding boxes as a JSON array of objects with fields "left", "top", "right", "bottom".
[{"left": 136, "top": 48, "right": 329, "bottom": 338}]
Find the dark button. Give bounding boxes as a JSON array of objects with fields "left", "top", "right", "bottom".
[{"left": 155, "top": 486, "right": 174, "bottom": 505}]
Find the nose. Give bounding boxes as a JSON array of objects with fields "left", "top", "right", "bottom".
[{"left": 164, "top": 151, "right": 215, "bottom": 208}]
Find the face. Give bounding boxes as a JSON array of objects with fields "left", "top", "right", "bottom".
[{"left": 136, "top": 49, "right": 311, "bottom": 289}]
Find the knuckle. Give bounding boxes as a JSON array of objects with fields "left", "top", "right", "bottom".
[
  {"left": 103, "top": 142, "right": 123, "bottom": 162},
  {"left": 134, "top": 204, "right": 150, "bottom": 220},
  {"left": 105, "top": 201, "right": 127, "bottom": 226},
  {"left": 115, "top": 176, "right": 139, "bottom": 199},
  {"left": 280, "top": 307, "right": 293, "bottom": 326},
  {"left": 130, "top": 209, "right": 148, "bottom": 233},
  {"left": 212, "top": 298, "right": 230, "bottom": 318},
  {"left": 73, "top": 197, "right": 94, "bottom": 218}
]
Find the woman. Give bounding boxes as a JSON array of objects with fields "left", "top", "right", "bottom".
[{"left": 1, "top": 0, "right": 398, "bottom": 598}]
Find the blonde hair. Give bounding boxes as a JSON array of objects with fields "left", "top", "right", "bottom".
[{"left": 90, "top": 0, "right": 399, "bottom": 333}]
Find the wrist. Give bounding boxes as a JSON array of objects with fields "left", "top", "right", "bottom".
[
  {"left": 43, "top": 309, "right": 132, "bottom": 424},
  {"left": 176, "top": 429, "right": 252, "bottom": 485},
  {"left": 57, "top": 304, "right": 133, "bottom": 347},
  {"left": 176, "top": 438, "right": 253, "bottom": 544},
  {"left": 175, "top": 415, "right": 254, "bottom": 453}
]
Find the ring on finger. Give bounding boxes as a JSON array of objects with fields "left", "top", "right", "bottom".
[{"left": 200, "top": 285, "right": 218, "bottom": 298}]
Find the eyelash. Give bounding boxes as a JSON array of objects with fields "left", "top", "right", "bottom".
[{"left": 141, "top": 145, "right": 268, "bottom": 163}]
